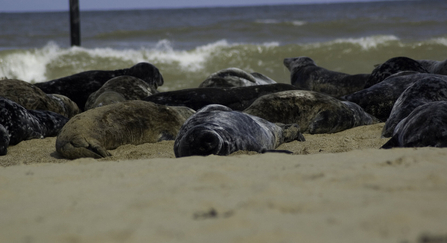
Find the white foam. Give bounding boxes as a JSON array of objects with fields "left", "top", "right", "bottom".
[
  {"left": 429, "top": 37, "right": 447, "bottom": 46},
  {"left": 332, "top": 35, "right": 400, "bottom": 50}
]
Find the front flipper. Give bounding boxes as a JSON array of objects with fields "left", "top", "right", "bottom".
[{"left": 56, "top": 136, "right": 111, "bottom": 159}]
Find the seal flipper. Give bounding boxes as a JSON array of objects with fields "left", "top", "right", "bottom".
[
  {"left": 56, "top": 137, "right": 111, "bottom": 159},
  {"left": 261, "top": 149, "right": 294, "bottom": 154},
  {"left": 277, "top": 123, "right": 306, "bottom": 142}
]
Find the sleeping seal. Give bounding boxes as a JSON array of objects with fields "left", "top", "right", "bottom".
[
  {"left": 283, "top": 56, "right": 369, "bottom": 97},
  {"left": 0, "top": 97, "right": 69, "bottom": 155},
  {"left": 84, "top": 75, "right": 159, "bottom": 110},
  {"left": 243, "top": 90, "right": 379, "bottom": 134},
  {"left": 382, "top": 77, "right": 447, "bottom": 137},
  {"left": 35, "top": 62, "right": 163, "bottom": 110},
  {"left": 56, "top": 100, "right": 195, "bottom": 159},
  {"left": 174, "top": 104, "right": 305, "bottom": 157},
  {"left": 382, "top": 101, "right": 447, "bottom": 148},
  {"left": 198, "top": 67, "right": 276, "bottom": 88}
]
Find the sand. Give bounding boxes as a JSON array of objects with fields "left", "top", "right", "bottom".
[{"left": 1, "top": 122, "right": 446, "bottom": 243}]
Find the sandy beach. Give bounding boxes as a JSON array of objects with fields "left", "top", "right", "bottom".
[{"left": 1, "top": 122, "right": 446, "bottom": 243}]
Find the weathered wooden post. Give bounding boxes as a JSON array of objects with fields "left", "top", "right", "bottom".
[{"left": 69, "top": 0, "right": 80, "bottom": 46}]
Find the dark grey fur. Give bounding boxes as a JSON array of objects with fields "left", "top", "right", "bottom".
[
  {"left": 382, "top": 101, "right": 447, "bottom": 148},
  {"left": 174, "top": 104, "right": 305, "bottom": 157},
  {"left": 198, "top": 67, "right": 276, "bottom": 88},
  {"left": 283, "top": 56, "right": 369, "bottom": 97},
  {"left": 418, "top": 58, "right": 447, "bottom": 75}
]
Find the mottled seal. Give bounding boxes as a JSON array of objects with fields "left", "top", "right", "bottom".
[
  {"left": 342, "top": 72, "right": 447, "bottom": 121},
  {"left": 418, "top": 58, "right": 447, "bottom": 75},
  {"left": 243, "top": 90, "right": 379, "bottom": 134},
  {"left": 0, "top": 97, "right": 69, "bottom": 155},
  {"left": 174, "top": 104, "right": 305, "bottom": 157},
  {"left": 84, "top": 75, "right": 159, "bottom": 110},
  {"left": 35, "top": 62, "right": 163, "bottom": 110},
  {"left": 382, "top": 101, "right": 447, "bottom": 148},
  {"left": 198, "top": 67, "right": 276, "bottom": 88},
  {"left": 0, "top": 79, "right": 80, "bottom": 118},
  {"left": 382, "top": 77, "right": 447, "bottom": 137},
  {"left": 364, "top": 56, "right": 429, "bottom": 88},
  {"left": 283, "top": 56, "right": 369, "bottom": 97},
  {"left": 56, "top": 100, "right": 195, "bottom": 159},
  {"left": 144, "top": 83, "right": 300, "bottom": 111}
]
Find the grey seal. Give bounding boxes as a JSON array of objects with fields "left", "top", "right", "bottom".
[
  {"left": 35, "top": 62, "right": 163, "bottom": 110},
  {"left": 418, "top": 58, "right": 447, "bottom": 75},
  {"left": 0, "top": 97, "right": 69, "bottom": 155},
  {"left": 382, "top": 77, "right": 447, "bottom": 137},
  {"left": 84, "top": 75, "right": 159, "bottom": 110},
  {"left": 56, "top": 100, "right": 195, "bottom": 159},
  {"left": 283, "top": 56, "right": 369, "bottom": 97},
  {"left": 382, "top": 101, "right": 447, "bottom": 148},
  {"left": 342, "top": 72, "right": 447, "bottom": 121},
  {"left": 144, "top": 83, "right": 300, "bottom": 111},
  {"left": 198, "top": 67, "right": 276, "bottom": 88},
  {"left": 174, "top": 104, "right": 305, "bottom": 157},
  {"left": 364, "top": 56, "right": 429, "bottom": 88},
  {"left": 243, "top": 90, "right": 379, "bottom": 134}
]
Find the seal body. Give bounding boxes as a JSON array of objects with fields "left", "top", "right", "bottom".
[
  {"left": 382, "top": 77, "right": 447, "bottom": 137},
  {"left": 198, "top": 67, "right": 276, "bottom": 88},
  {"left": 84, "top": 75, "right": 159, "bottom": 110},
  {"left": 243, "top": 90, "right": 378, "bottom": 134},
  {"left": 56, "top": 100, "right": 195, "bottom": 159},
  {"left": 144, "top": 83, "right": 300, "bottom": 111},
  {"left": 174, "top": 104, "right": 305, "bottom": 157},
  {"left": 418, "top": 58, "right": 447, "bottom": 75},
  {"left": 283, "top": 56, "right": 368, "bottom": 97},
  {"left": 35, "top": 62, "right": 163, "bottom": 110},
  {"left": 382, "top": 101, "right": 447, "bottom": 148},
  {"left": 0, "top": 97, "right": 69, "bottom": 155}
]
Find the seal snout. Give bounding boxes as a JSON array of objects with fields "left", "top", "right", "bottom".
[{"left": 176, "top": 128, "right": 223, "bottom": 157}]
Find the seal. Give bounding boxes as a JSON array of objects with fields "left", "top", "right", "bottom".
[
  {"left": 381, "top": 101, "right": 447, "bottom": 148},
  {"left": 198, "top": 67, "right": 276, "bottom": 88},
  {"left": 34, "top": 62, "right": 164, "bottom": 110},
  {"left": 342, "top": 72, "right": 446, "bottom": 121},
  {"left": 0, "top": 78, "right": 80, "bottom": 118},
  {"left": 144, "top": 83, "right": 300, "bottom": 111},
  {"left": 382, "top": 77, "right": 447, "bottom": 137},
  {"left": 84, "top": 75, "right": 159, "bottom": 110},
  {"left": 283, "top": 56, "right": 369, "bottom": 97},
  {"left": 418, "top": 58, "right": 447, "bottom": 75},
  {"left": 174, "top": 104, "right": 305, "bottom": 157},
  {"left": 0, "top": 97, "right": 69, "bottom": 155},
  {"left": 56, "top": 100, "right": 195, "bottom": 159},
  {"left": 364, "top": 56, "right": 429, "bottom": 88},
  {"left": 243, "top": 90, "right": 379, "bottom": 134}
]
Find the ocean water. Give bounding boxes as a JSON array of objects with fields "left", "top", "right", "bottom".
[{"left": 1, "top": 0, "right": 447, "bottom": 91}]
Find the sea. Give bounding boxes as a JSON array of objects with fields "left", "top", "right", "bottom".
[{"left": 1, "top": 0, "right": 446, "bottom": 91}]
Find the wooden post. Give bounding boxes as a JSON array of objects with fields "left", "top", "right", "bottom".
[{"left": 69, "top": 0, "right": 80, "bottom": 46}]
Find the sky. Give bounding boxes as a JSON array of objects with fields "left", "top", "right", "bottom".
[{"left": 0, "top": 0, "right": 387, "bottom": 12}]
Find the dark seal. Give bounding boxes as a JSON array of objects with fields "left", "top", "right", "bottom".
[
  {"left": 418, "top": 58, "right": 447, "bottom": 75},
  {"left": 198, "top": 67, "right": 276, "bottom": 88},
  {"left": 283, "top": 56, "right": 369, "bottom": 97},
  {"left": 34, "top": 62, "right": 163, "bottom": 110},
  {"left": 174, "top": 104, "right": 305, "bottom": 157},
  {"left": 382, "top": 101, "right": 447, "bottom": 148}
]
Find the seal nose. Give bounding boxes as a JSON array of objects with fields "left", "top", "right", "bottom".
[{"left": 178, "top": 128, "right": 223, "bottom": 157}]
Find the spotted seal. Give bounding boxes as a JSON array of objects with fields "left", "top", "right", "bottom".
[
  {"left": 174, "top": 104, "right": 305, "bottom": 157},
  {"left": 198, "top": 67, "right": 276, "bottom": 88},
  {"left": 84, "top": 75, "right": 159, "bottom": 110},
  {"left": 0, "top": 97, "right": 69, "bottom": 155},
  {"left": 243, "top": 90, "right": 379, "bottom": 134},
  {"left": 382, "top": 101, "right": 447, "bottom": 148},
  {"left": 56, "top": 100, "right": 195, "bottom": 159},
  {"left": 35, "top": 62, "right": 163, "bottom": 110},
  {"left": 382, "top": 77, "right": 447, "bottom": 137},
  {"left": 283, "top": 56, "right": 369, "bottom": 97}
]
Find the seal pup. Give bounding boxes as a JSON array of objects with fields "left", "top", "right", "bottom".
[
  {"left": 418, "top": 58, "right": 447, "bottom": 75},
  {"left": 35, "top": 62, "right": 163, "bottom": 110},
  {"left": 144, "top": 83, "right": 300, "bottom": 111},
  {"left": 283, "top": 56, "right": 369, "bottom": 97},
  {"left": 84, "top": 75, "right": 159, "bottom": 110},
  {"left": 382, "top": 101, "right": 447, "bottom": 148},
  {"left": 243, "top": 90, "right": 379, "bottom": 134},
  {"left": 382, "top": 77, "right": 447, "bottom": 137},
  {"left": 0, "top": 97, "right": 69, "bottom": 155},
  {"left": 174, "top": 104, "right": 305, "bottom": 157},
  {"left": 364, "top": 56, "right": 429, "bottom": 88},
  {"left": 342, "top": 72, "right": 447, "bottom": 121},
  {"left": 56, "top": 100, "right": 195, "bottom": 159},
  {"left": 198, "top": 67, "right": 276, "bottom": 88},
  {"left": 0, "top": 79, "right": 80, "bottom": 118}
]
